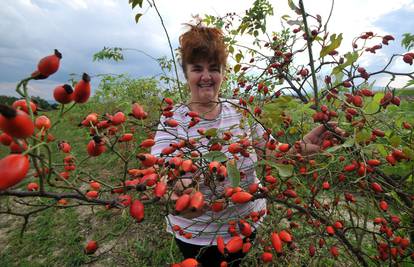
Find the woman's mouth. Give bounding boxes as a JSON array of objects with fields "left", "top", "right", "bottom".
[{"left": 198, "top": 83, "right": 214, "bottom": 89}]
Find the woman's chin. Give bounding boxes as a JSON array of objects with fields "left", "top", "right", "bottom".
[{"left": 198, "top": 92, "right": 217, "bottom": 103}]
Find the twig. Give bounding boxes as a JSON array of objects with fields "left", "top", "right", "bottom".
[{"left": 299, "top": 0, "right": 319, "bottom": 107}]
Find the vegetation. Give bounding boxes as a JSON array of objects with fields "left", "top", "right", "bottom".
[
  {"left": 1, "top": 0, "right": 414, "bottom": 266},
  {"left": 0, "top": 95, "right": 57, "bottom": 111}
]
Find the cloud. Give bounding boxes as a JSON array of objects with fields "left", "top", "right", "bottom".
[
  {"left": 368, "top": 4, "right": 414, "bottom": 87},
  {"left": 268, "top": 0, "right": 414, "bottom": 87},
  {"left": 1, "top": 0, "right": 164, "bottom": 98},
  {"left": 1, "top": 0, "right": 413, "bottom": 100},
  {"left": 0, "top": 80, "right": 58, "bottom": 100}
]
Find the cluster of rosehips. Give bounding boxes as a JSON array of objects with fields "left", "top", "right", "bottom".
[
  {"left": 373, "top": 217, "right": 412, "bottom": 261},
  {"left": 0, "top": 101, "right": 36, "bottom": 190},
  {"left": 353, "top": 32, "right": 413, "bottom": 67},
  {"left": 380, "top": 91, "right": 401, "bottom": 107},
  {"left": 356, "top": 66, "right": 370, "bottom": 80},
  {"left": 403, "top": 52, "right": 414, "bottom": 65},
  {"left": 385, "top": 148, "right": 409, "bottom": 166},
  {"left": 169, "top": 227, "right": 293, "bottom": 265},
  {"left": 291, "top": 13, "right": 322, "bottom": 41},
  {"left": 312, "top": 104, "right": 338, "bottom": 123},
  {"left": 353, "top": 32, "right": 394, "bottom": 50},
  {"left": 54, "top": 73, "right": 91, "bottom": 104},
  {"left": 31, "top": 49, "right": 92, "bottom": 105},
  {"left": 77, "top": 107, "right": 149, "bottom": 157}
]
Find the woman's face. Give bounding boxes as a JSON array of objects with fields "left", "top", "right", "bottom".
[{"left": 185, "top": 61, "right": 224, "bottom": 104}]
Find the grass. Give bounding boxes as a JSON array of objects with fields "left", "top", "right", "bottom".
[
  {"left": 0, "top": 208, "right": 88, "bottom": 266},
  {"left": 0, "top": 197, "right": 182, "bottom": 266}
]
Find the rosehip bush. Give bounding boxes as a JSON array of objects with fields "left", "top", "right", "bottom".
[{"left": 1, "top": 0, "right": 413, "bottom": 266}]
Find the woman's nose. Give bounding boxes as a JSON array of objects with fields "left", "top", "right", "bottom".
[{"left": 201, "top": 70, "right": 211, "bottom": 80}]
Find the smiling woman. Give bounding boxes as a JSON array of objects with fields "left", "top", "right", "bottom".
[
  {"left": 151, "top": 23, "right": 268, "bottom": 267},
  {"left": 149, "top": 21, "right": 345, "bottom": 267},
  {"left": 180, "top": 24, "right": 228, "bottom": 119}
]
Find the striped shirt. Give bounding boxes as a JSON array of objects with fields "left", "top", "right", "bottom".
[{"left": 151, "top": 98, "right": 267, "bottom": 245}]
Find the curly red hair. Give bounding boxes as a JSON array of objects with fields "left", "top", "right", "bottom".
[{"left": 179, "top": 23, "right": 228, "bottom": 75}]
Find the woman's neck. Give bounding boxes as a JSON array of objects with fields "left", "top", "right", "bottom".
[{"left": 188, "top": 99, "right": 221, "bottom": 120}]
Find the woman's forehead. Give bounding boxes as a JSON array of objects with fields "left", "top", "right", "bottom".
[{"left": 188, "top": 61, "right": 221, "bottom": 67}]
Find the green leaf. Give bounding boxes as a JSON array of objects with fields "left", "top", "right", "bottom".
[
  {"left": 343, "top": 138, "right": 355, "bottom": 148},
  {"left": 383, "top": 162, "right": 414, "bottom": 177},
  {"left": 288, "top": 0, "right": 301, "bottom": 15},
  {"left": 320, "top": 33, "right": 343, "bottom": 58},
  {"left": 93, "top": 47, "right": 124, "bottom": 62},
  {"left": 406, "top": 174, "right": 413, "bottom": 183},
  {"left": 402, "top": 79, "right": 414, "bottom": 89},
  {"left": 238, "top": 23, "right": 248, "bottom": 35},
  {"left": 234, "top": 64, "right": 241, "bottom": 73},
  {"left": 235, "top": 53, "right": 243, "bottom": 63},
  {"left": 403, "top": 147, "right": 414, "bottom": 160},
  {"left": 387, "top": 105, "right": 399, "bottom": 113},
  {"left": 390, "top": 191, "right": 404, "bottom": 206},
  {"left": 332, "top": 51, "right": 358, "bottom": 75},
  {"left": 401, "top": 33, "right": 414, "bottom": 50},
  {"left": 205, "top": 128, "right": 218, "bottom": 137},
  {"left": 275, "top": 163, "right": 293, "bottom": 178},
  {"left": 259, "top": 160, "right": 293, "bottom": 178},
  {"left": 286, "top": 19, "right": 302, "bottom": 26},
  {"left": 364, "top": 99, "right": 379, "bottom": 114},
  {"left": 355, "top": 129, "right": 370, "bottom": 143},
  {"left": 135, "top": 13, "right": 143, "bottom": 23},
  {"left": 373, "top": 92, "right": 384, "bottom": 103},
  {"left": 325, "top": 145, "right": 342, "bottom": 153},
  {"left": 229, "top": 45, "right": 234, "bottom": 54},
  {"left": 227, "top": 160, "right": 240, "bottom": 187},
  {"left": 203, "top": 151, "right": 227, "bottom": 162},
  {"left": 389, "top": 135, "right": 401, "bottom": 147},
  {"left": 281, "top": 15, "right": 290, "bottom": 21},
  {"left": 263, "top": 97, "right": 294, "bottom": 115},
  {"left": 376, "top": 144, "right": 388, "bottom": 157},
  {"left": 289, "top": 127, "right": 297, "bottom": 135},
  {"left": 346, "top": 51, "right": 359, "bottom": 63},
  {"left": 334, "top": 72, "right": 344, "bottom": 85},
  {"left": 131, "top": 0, "right": 139, "bottom": 8},
  {"left": 325, "top": 138, "right": 354, "bottom": 153}
]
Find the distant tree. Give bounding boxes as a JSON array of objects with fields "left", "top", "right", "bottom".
[
  {"left": 31, "top": 96, "right": 55, "bottom": 111},
  {"left": 0, "top": 95, "right": 19, "bottom": 106},
  {"left": 0, "top": 95, "right": 57, "bottom": 111}
]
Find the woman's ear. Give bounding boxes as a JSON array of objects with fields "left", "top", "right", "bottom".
[{"left": 221, "top": 64, "right": 227, "bottom": 75}]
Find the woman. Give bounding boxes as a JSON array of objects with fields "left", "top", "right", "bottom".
[{"left": 151, "top": 23, "right": 340, "bottom": 267}]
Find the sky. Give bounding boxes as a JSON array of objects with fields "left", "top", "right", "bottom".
[{"left": 1, "top": 0, "right": 413, "bottom": 100}]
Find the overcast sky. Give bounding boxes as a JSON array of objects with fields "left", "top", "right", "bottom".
[{"left": 1, "top": 0, "right": 413, "bottom": 100}]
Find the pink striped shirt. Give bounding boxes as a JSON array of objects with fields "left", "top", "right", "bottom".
[{"left": 151, "top": 98, "right": 267, "bottom": 245}]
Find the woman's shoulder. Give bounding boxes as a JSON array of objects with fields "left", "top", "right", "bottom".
[
  {"left": 220, "top": 98, "right": 242, "bottom": 115},
  {"left": 220, "top": 97, "right": 238, "bottom": 106},
  {"left": 173, "top": 103, "right": 190, "bottom": 115}
]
